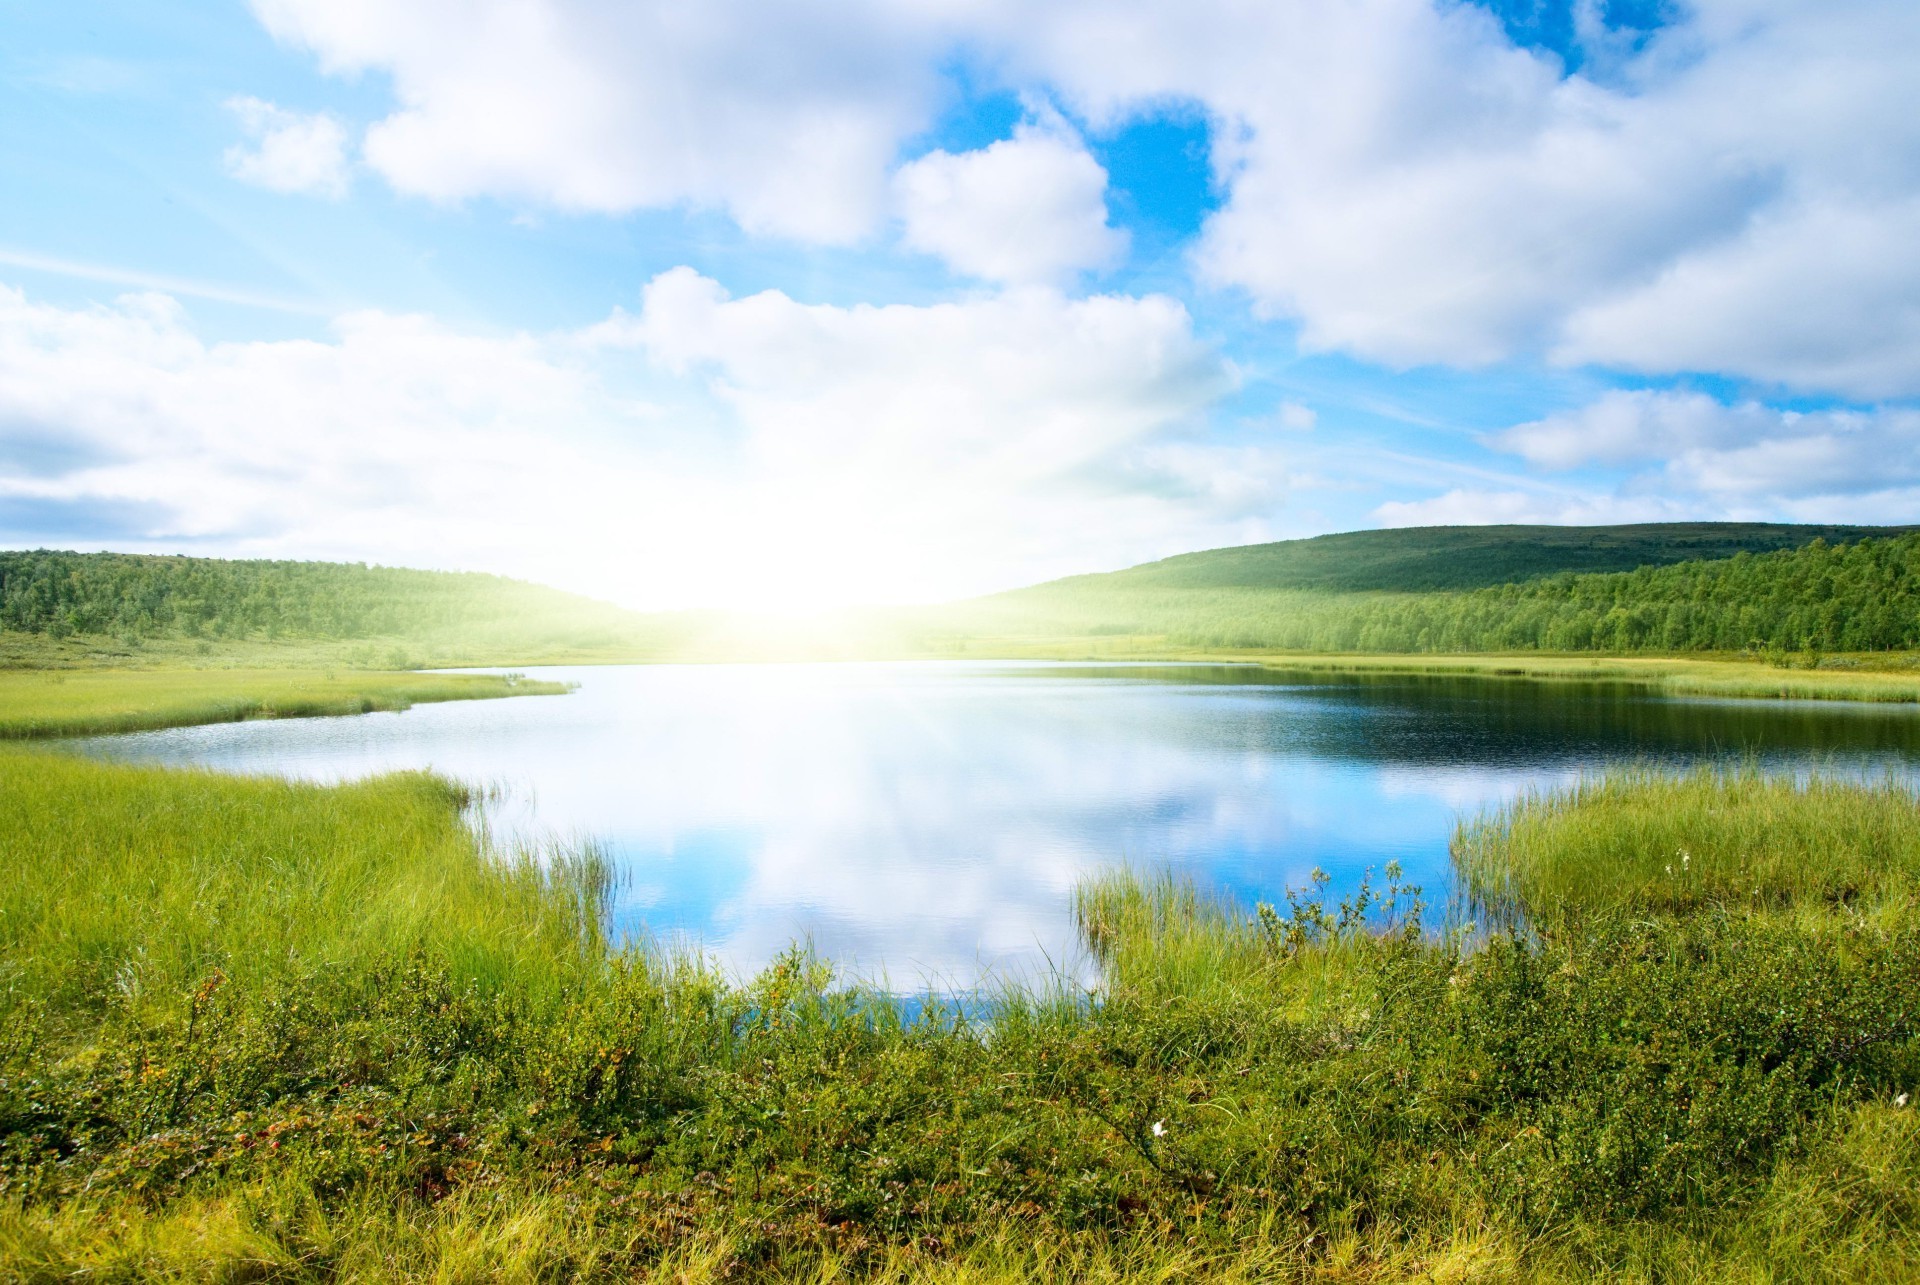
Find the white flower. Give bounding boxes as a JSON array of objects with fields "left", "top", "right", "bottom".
[
  {"left": 1897, "top": 1093, "right": 1910, "bottom": 1109},
  {"left": 1151, "top": 1120, "right": 1167, "bottom": 1139}
]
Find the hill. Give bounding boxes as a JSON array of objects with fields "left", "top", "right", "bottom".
[
  {"left": 0, "top": 549, "right": 662, "bottom": 666},
  {"left": 936, "top": 527, "right": 1920, "bottom": 659},
  {"left": 1043, "top": 522, "right": 1919, "bottom": 595}
]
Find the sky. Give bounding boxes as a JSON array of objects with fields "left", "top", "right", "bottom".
[{"left": 1, "top": 0, "right": 1918, "bottom": 609}]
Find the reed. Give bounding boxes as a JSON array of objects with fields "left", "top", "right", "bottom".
[
  {"left": 0, "top": 748, "right": 604, "bottom": 1018},
  {"left": 1455, "top": 764, "right": 1920, "bottom": 924}
]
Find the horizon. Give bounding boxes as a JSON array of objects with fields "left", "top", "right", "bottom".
[
  {"left": 9, "top": 516, "right": 1915, "bottom": 616},
  {"left": 3, "top": 1, "right": 1918, "bottom": 611}
]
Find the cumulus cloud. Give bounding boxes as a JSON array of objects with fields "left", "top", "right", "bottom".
[
  {"left": 586, "top": 268, "right": 1250, "bottom": 592},
  {"left": 223, "top": 96, "right": 351, "bottom": 198},
  {"left": 247, "top": 0, "right": 949, "bottom": 241},
  {"left": 1381, "top": 390, "right": 1920, "bottom": 531},
  {"left": 0, "top": 276, "right": 1258, "bottom": 605},
  {"left": 1497, "top": 391, "right": 1920, "bottom": 500},
  {"left": 1006, "top": 0, "right": 1920, "bottom": 393},
  {"left": 893, "top": 121, "right": 1126, "bottom": 284},
  {"left": 246, "top": 0, "right": 1920, "bottom": 392}
]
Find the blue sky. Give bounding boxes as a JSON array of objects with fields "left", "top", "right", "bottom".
[{"left": 1, "top": 0, "right": 1917, "bottom": 607}]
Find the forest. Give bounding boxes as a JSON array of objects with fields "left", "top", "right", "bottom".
[
  {"left": 0, "top": 549, "right": 646, "bottom": 653},
  {"left": 963, "top": 533, "right": 1920, "bottom": 657}
]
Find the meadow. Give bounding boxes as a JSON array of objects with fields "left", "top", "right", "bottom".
[{"left": 3, "top": 751, "right": 1917, "bottom": 1281}]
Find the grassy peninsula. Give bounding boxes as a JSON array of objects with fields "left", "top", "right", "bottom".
[
  {"left": 4, "top": 752, "right": 1918, "bottom": 1281},
  {"left": 0, "top": 667, "right": 568, "bottom": 739},
  {"left": 0, "top": 550, "right": 653, "bottom": 734}
]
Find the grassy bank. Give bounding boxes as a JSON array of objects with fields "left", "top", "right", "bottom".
[
  {"left": 910, "top": 639, "right": 1920, "bottom": 703},
  {"left": 0, "top": 667, "right": 570, "bottom": 739},
  {"left": 1455, "top": 766, "right": 1920, "bottom": 925},
  {"left": 4, "top": 755, "right": 1920, "bottom": 1279}
]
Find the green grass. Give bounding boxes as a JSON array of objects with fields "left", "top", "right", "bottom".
[
  {"left": 4, "top": 754, "right": 1920, "bottom": 1279},
  {"left": 0, "top": 666, "right": 570, "bottom": 738},
  {"left": 1455, "top": 765, "right": 1920, "bottom": 926},
  {"left": 0, "top": 750, "right": 605, "bottom": 1016}
]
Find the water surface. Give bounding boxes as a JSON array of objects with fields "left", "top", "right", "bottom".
[{"left": 70, "top": 662, "right": 1920, "bottom": 987}]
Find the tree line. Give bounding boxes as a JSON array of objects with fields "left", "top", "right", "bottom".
[
  {"left": 0, "top": 550, "right": 605, "bottom": 643},
  {"left": 984, "top": 534, "right": 1920, "bottom": 655}
]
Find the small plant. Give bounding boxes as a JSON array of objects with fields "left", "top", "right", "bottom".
[{"left": 1254, "top": 860, "right": 1423, "bottom": 955}]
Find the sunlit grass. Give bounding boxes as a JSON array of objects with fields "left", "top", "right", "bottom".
[
  {"left": 1455, "top": 764, "right": 1920, "bottom": 925},
  {"left": 0, "top": 666, "right": 568, "bottom": 738},
  {"left": 0, "top": 749, "right": 604, "bottom": 1016},
  {"left": 4, "top": 755, "right": 1920, "bottom": 1279}
]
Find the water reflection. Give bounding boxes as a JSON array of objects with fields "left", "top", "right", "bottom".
[{"left": 65, "top": 663, "right": 1920, "bottom": 987}]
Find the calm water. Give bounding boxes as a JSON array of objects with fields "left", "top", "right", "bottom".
[{"left": 68, "top": 662, "right": 1920, "bottom": 987}]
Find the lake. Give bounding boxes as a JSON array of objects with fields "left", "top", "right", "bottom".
[{"left": 69, "top": 661, "right": 1920, "bottom": 988}]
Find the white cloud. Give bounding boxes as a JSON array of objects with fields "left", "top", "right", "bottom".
[
  {"left": 1492, "top": 390, "right": 1782, "bottom": 470},
  {"left": 893, "top": 121, "right": 1126, "bottom": 284},
  {"left": 1497, "top": 391, "right": 1920, "bottom": 500},
  {"left": 588, "top": 268, "right": 1249, "bottom": 595},
  {"left": 1009, "top": 0, "right": 1920, "bottom": 393},
  {"left": 1374, "top": 488, "right": 1680, "bottom": 528},
  {"left": 1382, "top": 389, "right": 1920, "bottom": 531},
  {"left": 247, "top": 0, "right": 953, "bottom": 241},
  {"left": 246, "top": 0, "right": 1920, "bottom": 393},
  {"left": 0, "top": 275, "right": 1257, "bottom": 606},
  {"left": 223, "top": 96, "right": 352, "bottom": 198},
  {"left": 1276, "top": 402, "right": 1317, "bottom": 431}
]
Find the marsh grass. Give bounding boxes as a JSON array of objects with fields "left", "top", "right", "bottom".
[
  {"left": 1456, "top": 764, "right": 1920, "bottom": 925},
  {"left": 0, "top": 749, "right": 605, "bottom": 1018},
  {"left": 4, "top": 756, "right": 1920, "bottom": 1280},
  {"left": 0, "top": 666, "right": 570, "bottom": 739}
]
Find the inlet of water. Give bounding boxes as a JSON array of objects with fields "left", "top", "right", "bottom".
[{"left": 66, "top": 661, "right": 1920, "bottom": 987}]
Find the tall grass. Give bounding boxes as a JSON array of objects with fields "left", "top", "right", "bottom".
[
  {"left": 0, "top": 667, "right": 569, "bottom": 739},
  {"left": 0, "top": 749, "right": 604, "bottom": 1017},
  {"left": 1455, "top": 764, "right": 1920, "bottom": 924},
  {"left": 5, "top": 756, "right": 1920, "bottom": 1280}
]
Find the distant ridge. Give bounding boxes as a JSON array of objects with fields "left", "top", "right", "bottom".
[{"left": 1017, "top": 523, "right": 1920, "bottom": 597}]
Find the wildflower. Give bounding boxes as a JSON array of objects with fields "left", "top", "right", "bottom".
[
  {"left": 1151, "top": 1120, "right": 1167, "bottom": 1139},
  {"left": 1897, "top": 1093, "right": 1910, "bottom": 1109}
]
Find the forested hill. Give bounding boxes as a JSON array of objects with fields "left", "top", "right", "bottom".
[
  {"left": 1050, "top": 522, "right": 1918, "bottom": 595},
  {"left": 955, "top": 532, "right": 1920, "bottom": 656},
  {"left": 0, "top": 550, "right": 642, "bottom": 649}
]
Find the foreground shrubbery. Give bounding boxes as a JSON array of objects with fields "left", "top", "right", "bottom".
[{"left": 3, "top": 756, "right": 1919, "bottom": 1280}]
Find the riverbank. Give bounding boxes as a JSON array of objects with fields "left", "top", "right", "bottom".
[
  {"left": 915, "top": 636, "right": 1920, "bottom": 703},
  {"left": 0, "top": 667, "right": 570, "bottom": 739},
  {"left": 2, "top": 755, "right": 1915, "bottom": 1281}
]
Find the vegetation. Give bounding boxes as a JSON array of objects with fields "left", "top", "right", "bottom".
[
  {"left": 1048, "top": 521, "right": 1914, "bottom": 594},
  {"left": 3, "top": 754, "right": 1917, "bottom": 1280},
  {"left": 0, "top": 549, "right": 668, "bottom": 668},
  {"left": 1454, "top": 765, "right": 1920, "bottom": 926},
  {"left": 945, "top": 531, "right": 1920, "bottom": 661},
  {"left": 0, "top": 667, "right": 569, "bottom": 739}
]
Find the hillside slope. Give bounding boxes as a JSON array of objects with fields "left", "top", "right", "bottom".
[
  {"left": 942, "top": 528, "right": 1920, "bottom": 658},
  {"left": 0, "top": 550, "right": 660, "bottom": 666},
  {"left": 1050, "top": 522, "right": 1918, "bottom": 595}
]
